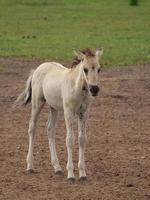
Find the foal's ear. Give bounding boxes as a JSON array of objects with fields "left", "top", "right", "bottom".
[
  {"left": 73, "top": 49, "right": 85, "bottom": 60},
  {"left": 95, "top": 48, "right": 103, "bottom": 57}
]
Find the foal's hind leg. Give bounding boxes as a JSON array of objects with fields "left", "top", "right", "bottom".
[
  {"left": 26, "top": 97, "right": 44, "bottom": 173},
  {"left": 47, "top": 107, "right": 62, "bottom": 174}
]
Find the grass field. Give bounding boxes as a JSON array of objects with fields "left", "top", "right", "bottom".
[{"left": 0, "top": 0, "right": 149, "bottom": 67}]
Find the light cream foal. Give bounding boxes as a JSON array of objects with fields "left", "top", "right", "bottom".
[{"left": 15, "top": 48, "right": 103, "bottom": 182}]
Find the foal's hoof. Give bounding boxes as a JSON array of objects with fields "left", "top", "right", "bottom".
[
  {"left": 68, "top": 177, "right": 76, "bottom": 184},
  {"left": 55, "top": 170, "right": 63, "bottom": 176},
  {"left": 79, "top": 176, "right": 87, "bottom": 183},
  {"left": 27, "top": 169, "right": 34, "bottom": 175}
]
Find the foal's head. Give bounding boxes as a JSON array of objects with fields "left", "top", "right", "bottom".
[{"left": 73, "top": 48, "right": 103, "bottom": 97}]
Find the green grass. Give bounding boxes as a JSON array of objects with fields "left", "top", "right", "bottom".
[{"left": 0, "top": 0, "right": 149, "bottom": 67}]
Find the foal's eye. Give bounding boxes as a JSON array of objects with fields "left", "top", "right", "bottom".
[
  {"left": 84, "top": 68, "right": 88, "bottom": 74},
  {"left": 98, "top": 68, "right": 101, "bottom": 73}
]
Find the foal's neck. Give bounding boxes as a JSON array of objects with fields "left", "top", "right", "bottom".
[{"left": 73, "top": 63, "right": 87, "bottom": 93}]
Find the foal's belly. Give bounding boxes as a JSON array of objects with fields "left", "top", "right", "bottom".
[
  {"left": 44, "top": 90, "right": 63, "bottom": 110},
  {"left": 43, "top": 74, "right": 64, "bottom": 110}
]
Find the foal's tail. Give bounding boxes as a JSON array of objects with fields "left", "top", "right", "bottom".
[{"left": 14, "top": 70, "right": 34, "bottom": 107}]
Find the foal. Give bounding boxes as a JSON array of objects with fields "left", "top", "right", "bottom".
[{"left": 15, "top": 48, "right": 103, "bottom": 182}]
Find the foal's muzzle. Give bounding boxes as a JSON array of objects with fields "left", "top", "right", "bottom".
[{"left": 89, "top": 85, "right": 99, "bottom": 96}]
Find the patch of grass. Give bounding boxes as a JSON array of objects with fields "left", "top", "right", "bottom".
[
  {"left": 0, "top": 0, "right": 149, "bottom": 67},
  {"left": 130, "top": 0, "right": 138, "bottom": 6}
]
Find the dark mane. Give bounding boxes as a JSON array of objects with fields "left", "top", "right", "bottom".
[
  {"left": 71, "top": 57, "right": 81, "bottom": 68},
  {"left": 71, "top": 48, "right": 95, "bottom": 68},
  {"left": 81, "top": 48, "right": 95, "bottom": 57}
]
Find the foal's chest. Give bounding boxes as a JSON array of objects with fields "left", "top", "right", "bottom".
[{"left": 74, "top": 93, "right": 89, "bottom": 116}]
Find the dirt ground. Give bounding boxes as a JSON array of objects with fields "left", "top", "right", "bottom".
[{"left": 0, "top": 57, "right": 150, "bottom": 200}]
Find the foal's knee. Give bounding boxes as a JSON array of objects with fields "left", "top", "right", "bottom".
[
  {"left": 66, "top": 133, "right": 74, "bottom": 148},
  {"left": 47, "top": 122, "right": 55, "bottom": 140},
  {"left": 28, "top": 119, "right": 36, "bottom": 136},
  {"left": 78, "top": 134, "right": 86, "bottom": 147}
]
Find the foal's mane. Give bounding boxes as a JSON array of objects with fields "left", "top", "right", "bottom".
[{"left": 71, "top": 48, "right": 95, "bottom": 68}]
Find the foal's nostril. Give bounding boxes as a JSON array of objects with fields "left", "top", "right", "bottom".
[
  {"left": 94, "top": 85, "right": 99, "bottom": 93},
  {"left": 89, "top": 85, "right": 99, "bottom": 94}
]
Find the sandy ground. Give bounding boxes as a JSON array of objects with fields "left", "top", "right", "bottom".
[{"left": 0, "top": 57, "right": 150, "bottom": 200}]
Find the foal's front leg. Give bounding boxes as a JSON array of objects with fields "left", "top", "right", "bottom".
[
  {"left": 64, "top": 108, "right": 75, "bottom": 182},
  {"left": 78, "top": 112, "right": 87, "bottom": 180}
]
